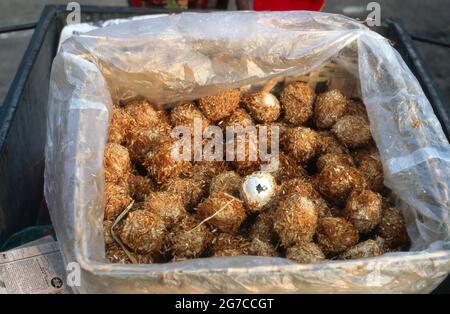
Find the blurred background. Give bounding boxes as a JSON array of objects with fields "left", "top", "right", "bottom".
[{"left": 0, "top": 0, "right": 448, "bottom": 106}]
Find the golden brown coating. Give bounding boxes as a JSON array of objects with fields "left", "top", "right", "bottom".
[
  {"left": 376, "top": 207, "right": 410, "bottom": 249},
  {"left": 196, "top": 192, "right": 247, "bottom": 234},
  {"left": 280, "top": 82, "right": 315, "bottom": 125},
  {"left": 127, "top": 174, "right": 153, "bottom": 202},
  {"left": 282, "top": 126, "right": 322, "bottom": 163},
  {"left": 318, "top": 131, "right": 349, "bottom": 155},
  {"left": 279, "top": 178, "right": 331, "bottom": 219},
  {"left": 316, "top": 217, "right": 359, "bottom": 255},
  {"left": 339, "top": 237, "right": 385, "bottom": 260},
  {"left": 119, "top": 209, "right": 167, "bottom": 254},
  {"left": 104, "top": 182, "right": 133, "bottom": 220},
  {"left": 249, "top": 211, "right": 275, "bottom": 243},
  {"left": 162, "top": 176, "right": 207, "bottom": 208},
  {"left": 125, "top": 126, "right": 170, "bottom": 163},
  {"left": 217, "top": 108, "right": 254, "bottom": 130},
  {"left": 210, "top": 171, "right": 242, "bottom": 197},
  {"left": 143, "top": 137, "right": 187, "bottom": 184},
  {"left": 316, "top": 163, "right": 366, "bottom": 205},
  {"left": 248, "top": 238, "right": 277, "bottom": 257},
  {"left": 105, "top": 243, "right": 131, "bottom": 264},
  {"left": 187, "top": 160, "right": 229, "bottom": 182},
  {"left": 316, "top": 153, "right": 355, "bottom": 172},
  {"left": 332, "top": 115, "right": 371, "bottom": 148},
  {"left": 141, "top": 191, "right": 186, "bottom": 225},
  {"left": 124, "top": 99, "right": 166, "bottom": 129},
  {"left": 270, "top": 153, "right": 308, "bottom": 184},
  {"left": 314, "top": 89, "right": 348, "bottom": 129},
  {"left": 108, "top": 106, "right": 133, "bottom": 144},
  {"left": 352, "top": 144, "right": 379, "bottom": 165},
  {"left": 286, "top": 242, "right": 325, "bottom": 263},
  {"left": 198, "top": 89, "right": 241, "bottom": 121},
  {"left": 169, "top": 215, "right": 212, "bottom": 259},
  {"left": 346, "top": 99, "right": 368, "bottom": 120},
  {"left": 103, "top": 220, "right": 115, "bottom": 245},
  {"left": 170, "top": 102, "right": 210, "bottom": 134},
  {"left": 226, "top": 133, "right": 261, "bottom": 176},
  {"left": 358, "top": 152, "right": 384, "bottom": 192},
  {"left": 104, "top": 143, "right": 132, "bottom": 184},
  {"left": 211, "top": 233, "right": 251, "bottom": 257},
  {"left": 344, "top": 189, "right": 383, "bottom": 233},
  {"left": 242, "top": 91, "right": 281, "bottom": 123},
  {"left": 273, "top": 194, "right": 319, "bottom": 246},
  {"left": 105, "top": 243, "right": 154, "bottom": 264}
]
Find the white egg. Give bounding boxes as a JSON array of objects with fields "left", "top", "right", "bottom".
[{"left": 240, "top": 172, "right": 277, "bottom": 212}]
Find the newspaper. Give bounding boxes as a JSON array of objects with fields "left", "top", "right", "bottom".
[{"left": 0, "top": 240, "right": 70, "bottom": 294}]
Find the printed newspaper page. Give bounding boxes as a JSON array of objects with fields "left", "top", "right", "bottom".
[{"left": 0, "top": 241, "right": 70, "bottom": 294}]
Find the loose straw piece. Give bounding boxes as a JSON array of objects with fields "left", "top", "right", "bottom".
[
  {"left": 110, "top": 200, "right": 137, "bottom": 264},
  {"left": 190, "top": 197, "right": 242, "bottom": 232}
]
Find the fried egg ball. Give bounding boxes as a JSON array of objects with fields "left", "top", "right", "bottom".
[
  {"left": 286, "top": 242, "right": 325, "bottom": 263},
  {"left": 210, "top": 171, "right": 242, "bottom": 197},
  {"left": 125, "top": 126, "right": 170, "bottom": 163},
  {"left": 282, "top": 126, "right": 322, "bottom": 163},
  {"left": 316, "top": 153, "right": 355, "bottom": 172},
  {"left": 332, "top": 115, "right": 371, "bottom": 148},
  {"left": 316, "top": 163, "right": 366, "bottom": 205},
  {"left": 339, "top": 237, "right": 385, "bottom": 260},
  {"left": 196, "top": 192, "right": 247, "bottom": 234},
  {"left": 318, "top": 131, "right": 349, "bottom": 155},
  {"left": 141, "top": 191, "right": 186, "bottom": 225},
  {"left": 187, "top": 161, "right": 229, "bottom": 182},
  {"left": 352, "top": 144, "right": 379, "bottom": 165},
  {"left": 211, "top": 233, "right": 251, "bottom": 257},
  {"left": 217, "top": 108, "right": 254, "bottom": 130},
  {"left": 119, "top": 209, "right": 167, "bottom": 254},
  {"left": 279, "top": 178, "right": 331, "bottom": 219},
  {"left": 127, "top": 174, "right": 153, "bottom": 202},
  {"left": 143, "top": 137, "right": 188, "bottom": 184},
  {"left": 170, "top": 102, "right": 210, "bottom": 134},
  {"left": 198, "top": 89, "right": 240, "bottom": 121},
  {"left": 169, "top": 215, "right": 212, "bottom": 259},
  {"left": 249, "top": 211, "right": 275, "bottom": 243},
  {"left": 358, "top": 152, "right": 384, "bottom": 192},
  {"left": 314, "top": 89, "right": 348, "bottom": 129},
  {"left": 344, "top": 189, "right": 382, "bottom": 233},
  {"left": 162, "top": 176, "right": 207, "bottom": 208},
  {"left": 108, "top": 106, "right": 133, "bottom": 145},
  {"left": 346, "top": 99, "right": 368, "bottom": 120},
  {"left": 242, "top": 91, "right": 281, "bottom": 123},
  {"left": 104, "top": 143, "right": 132, "bottom": 184},
  {"left": 270, "top": 153, "right": 308, "bottom": 184},
  {"left": 248, "top": 238, "right": 278, "bottom": 257},
  {"left": 240, "top": 172, "right": 277, "bottom": 213},
  {"left": 316, "top": 217, "right": 359, "bottom": 255},
  {"left": 280, "top": 82, "right": 315, "bottom": 125},
  {"left": 376, "top": 207, "right": 410, "bottom": 249},
  {"left": 273, "top": 194, "right": 319, "bottom": 246},
  {"left": 124, "top": 99, "right": 167, "bottom": 129},
  {"left": 226, "top": 133, "right": 261, "bottom": 176},
  {"left": 104, "top": 182, "right": 133, "bottom": 220}
]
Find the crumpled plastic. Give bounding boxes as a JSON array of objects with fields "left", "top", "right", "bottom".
[{"left": 44, "top": 11, "right": 450, "bottom": 293}]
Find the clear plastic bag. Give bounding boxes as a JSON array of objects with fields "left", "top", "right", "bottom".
[{"left": 45, "top": 11, "right": 450, "bottom": 293}]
